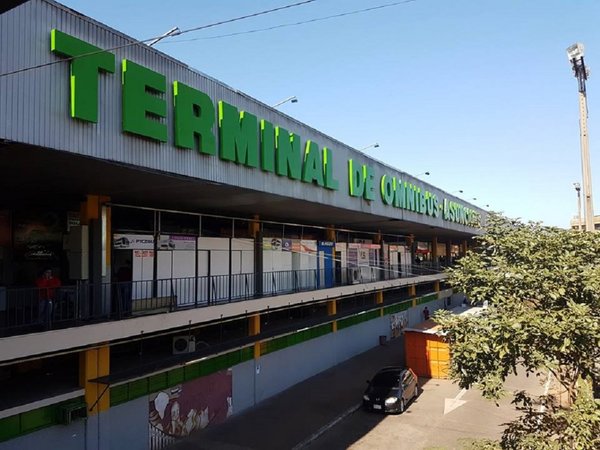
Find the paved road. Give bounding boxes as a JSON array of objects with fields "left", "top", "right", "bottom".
[
  {"left": 171, "top": 335, "right": 544, "bottom": 450},
  {"left": 308, "top": 372, "right": 544, "bottom": 450},
  {"left": 171, "top": 337, "right": 407, "bottom": 450}
]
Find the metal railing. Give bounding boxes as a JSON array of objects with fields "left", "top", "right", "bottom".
[
  {"left": 149, "top": 422, "right": 177, "bottom": 450},
  {"left": 0, "top": 264, "right": 445, "bottom": 337}
]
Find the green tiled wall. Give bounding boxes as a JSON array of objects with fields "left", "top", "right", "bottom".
[
  {"left": 337, "top": 310, "right": 380, "bottom": 330},
  {"left": 0, "top": 398, "right": 85, "bottom": 443},
  {"left": 110, "top": 345, "right": 255, "bottom": 407},
  {"left": 383, "top": 299, "right": 412, "bottom": 315},
  {"left": 261, "top": 323, "right": 333, "bottom": 356}
]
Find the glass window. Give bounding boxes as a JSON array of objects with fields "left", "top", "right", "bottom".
[{"left": 371, "top": 371, "right": 401, "bottom": 388}]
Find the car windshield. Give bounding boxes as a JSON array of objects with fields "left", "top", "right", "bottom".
[{"left": 371, "top": 372, "right": 400, "bottom": 388}]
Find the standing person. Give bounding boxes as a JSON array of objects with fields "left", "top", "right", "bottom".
[
  {"left": 423, "top": 306, "right": 430, "bottom": 321},
  {"left": 35, "top": 268, "right": 61, "bottom": 328}
]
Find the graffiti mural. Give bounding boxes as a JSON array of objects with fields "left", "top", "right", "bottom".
[
  {"left": 390, "top": 311, "right": 409, "bottom": 338},
  {"left": 149, "top": 369, "right": 232, "bottom": 439}
]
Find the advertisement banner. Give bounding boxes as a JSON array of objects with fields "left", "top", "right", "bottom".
[
  {"left": 113, "top": 234, "right": 154, "bottom": 250},
  {"left": 263, "top": 238, "right": 282, "bottom": 251},
  {"left": 282, "top": 238, "right": 292, "bottom": 252},
  {"left": 158, "top": 235, "right": 196, "bottom": 250}
]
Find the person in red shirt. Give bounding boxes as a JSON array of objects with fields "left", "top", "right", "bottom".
[{"left": 35, "top": 268, "right": 61, "bottom": 327}]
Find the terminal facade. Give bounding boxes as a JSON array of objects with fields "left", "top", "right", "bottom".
[{"left": 0, "top": 1, "right": 484, "bottom": 449}]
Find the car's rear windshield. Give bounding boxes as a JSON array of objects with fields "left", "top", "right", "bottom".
[{"left": 371, "top": 372, "right": 400, "bottom": 387}]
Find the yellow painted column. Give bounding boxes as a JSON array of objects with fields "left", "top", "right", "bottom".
[
  {"left": 327, "top": 299, "right": 338, "bottom": 332},
  {"left": 373, "top": 231, "right": 382, "bottom": 245},
  {"left": 80, "top": 194, "right": 98, "bottom": 225},
  {"left": 79, "top": 345, "right": 110, "bottom": 415},
  {"left": 375, "top": 290, "right": 384, "bottom": 317},
  {"left": 249, "top": 214, "right": 260, "bottom": 238},
  {"left": 326, "top": 225, "right": 336, "bottom": 242},
  {"left": 409, "top": 285, "right": 417, "bottom": 307},
  {"left": 434, "top": 280, "right": 440, "bottom": 292},
  {"left": 249, "top": 314, "right": 261, "bottom": 358}
]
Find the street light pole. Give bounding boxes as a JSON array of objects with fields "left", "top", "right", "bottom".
[
  {"left": 147, "top": 27, "right": 181, "bottom": 47},
  {"left": 358, "top": 143, "right": 379, "bottom": 151},
  {"left": 568, "top": 43, "right": 595, "bottom": 232},
  {"left": 574, "top": 182, "right": 583, "bottom": 231},
  {"left": 272, "top": 96, "right": 298, "bottom": 108}
]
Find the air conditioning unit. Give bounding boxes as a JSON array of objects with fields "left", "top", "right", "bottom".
[
  {"left": 173, "top": 335, "right": 196, "bottom": 355},
  {"left": 351, "top": 267, "right": 361, "bottom": 284}
]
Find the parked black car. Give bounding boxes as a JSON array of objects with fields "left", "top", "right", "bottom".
[{"left": 363, "top": 367, "right": 419, "bottom": 414}]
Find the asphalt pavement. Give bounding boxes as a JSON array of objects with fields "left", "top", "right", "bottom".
[{"left": 170, "top": 337, "right": 406, "bottom": 450}]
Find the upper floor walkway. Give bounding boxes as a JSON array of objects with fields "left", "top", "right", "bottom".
[{"left": 0, "top": 264, "right": 447, "bottom": 362}]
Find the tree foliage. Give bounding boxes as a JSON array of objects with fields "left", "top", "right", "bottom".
[{"left": 435, "top": 215, "right": 600, "bottom": 449}]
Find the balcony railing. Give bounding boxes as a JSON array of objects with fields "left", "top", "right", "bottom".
[{"left": 0, "top": 264, "right": 445, "bottom": 338}]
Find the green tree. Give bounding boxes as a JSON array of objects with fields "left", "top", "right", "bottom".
[{"left": 435, "top": 214, "right": 600, "bottom": 449}]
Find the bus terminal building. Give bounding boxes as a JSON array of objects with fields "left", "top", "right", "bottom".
[{"left": 0, "top": 1, "right": 484, "bottom": 449}]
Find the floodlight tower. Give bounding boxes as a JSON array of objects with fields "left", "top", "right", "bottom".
[
  {"left": 567, "top": 43, "right": 595, "bottom": 232},
  {"left": 574, "top": 182, "right": 583, "bottom": 231}
]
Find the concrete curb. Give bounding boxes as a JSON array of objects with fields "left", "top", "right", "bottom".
[{"left": 291, "top": 403, "right": 362, "bottom": 450}]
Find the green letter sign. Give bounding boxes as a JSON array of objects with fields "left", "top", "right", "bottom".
[
  {"left": 275, "top": 127, "right": 301, "bottom": 180},
  {"left": 323, "top": 148, "right": 339, "bottom": 190},
  {"left": 122, "top": 59, "right": 167, "bottom": 141},
  {"left": 348, "top": 160, "right": 364, "bottom": 197},
  {"left": 302, "top": 141, "right": 325, "bottom": 186},
  {"left": 50, "top": 29, "right": 115, "bottom": 123},
  {"left": 173, "top": 81, "right": 215, "bottom": 154},
  {"left": 218, "top": 101, "right": 258, "bottom": 167},
  {"left": 260, "top": 120, "right": 275, "bottom": 173}
]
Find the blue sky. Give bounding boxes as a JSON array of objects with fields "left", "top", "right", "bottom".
[{"left": 59, "top": 0, "right": 600, "bottom": 228}]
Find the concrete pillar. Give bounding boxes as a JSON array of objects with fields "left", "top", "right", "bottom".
[
  {"left": 374, "top": 231, "right": 385, "bottom": 280},
  {"left": 250, "top": 215, "right": 263, "bottom": 298},
  {"left": 80, "top": 195, "right": 110, "bottom": 317},
  {"left": 406, "top": 234, "right": 415, "bottom": 265},
  {"left": 431, "top": 236, "right": 438, "bottom": 268},
  {"left": 460, "top": 240, "right": 468, "bottom": 257},
  {"left": 434, "top": 280, "right": 440, "bottom": 292}
]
